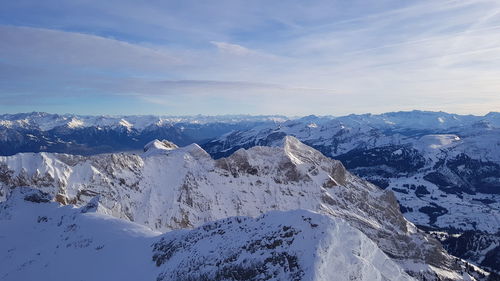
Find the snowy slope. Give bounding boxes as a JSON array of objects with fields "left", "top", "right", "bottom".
[
  {"left": 0, "top": 187, "right": 417, "bottom": 281},
  {"left": 0, "top": 188, "right": 160, "bottom": 281},
  {"left": 152, "top": 209, "right": 416, "bottom": 281},
  {"left": 0, "top": 137, "right": 486, "bottom": 280}
]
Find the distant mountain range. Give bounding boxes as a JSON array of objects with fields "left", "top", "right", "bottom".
[{"left": 0, "top": 112, "right": 286, "bottom": 155}]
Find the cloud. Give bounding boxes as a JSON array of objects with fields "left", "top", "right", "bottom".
[
  {"left": 211, "top": 41, "right": 254, "bottom": 56},
  {"left": 1, "top": 0, "right": 500, "bottom": 115},
  {"left": 136, "top": 80, "right": 343, "bottom": 115},
  {"left": 0, "top": 25, "right": 182, "bottom": 72}
]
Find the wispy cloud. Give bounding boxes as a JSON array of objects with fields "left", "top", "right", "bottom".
[
  {"left": 0, "top": 26, "right": 182, "bottom": 71},
  {"left": 0, "top": 0, "right": 500, "bottom": 115},
  {"left": 211, "top": 42, "right": 254, "bottom": 56}
]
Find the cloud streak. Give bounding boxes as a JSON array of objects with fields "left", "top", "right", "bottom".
[{"left": 1, "top": 0, "right": 500, "bottom": 115}]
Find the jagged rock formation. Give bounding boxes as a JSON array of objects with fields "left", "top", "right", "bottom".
[{"left": 203, "top": 111, "right": 500, "bottom": 272}]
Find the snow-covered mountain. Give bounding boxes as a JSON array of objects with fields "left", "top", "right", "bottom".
[
  {"left": 1, "top": 110, "right": 499, "bottom": 277},
  {"left": 0, "top": 188, "right": 417, "bottom": 281},
  {"left": 0, "top": 112, "right": 288, "bottom": 131},
  {"left": 0, "top": 137, "right": 490, "bottom": 280},
  {"left": 5, "top": 110, "right": 497, "bottom": 158},
  {"left": 0, "top": 112, "right": 285, "bottom": 156},
  {"left": 204, "top": 111, "right": 500, "bottom": 272}
]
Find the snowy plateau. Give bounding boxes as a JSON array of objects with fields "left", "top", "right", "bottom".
[{"left": 0, "top": 111, "right": 499, "bottom": 281}]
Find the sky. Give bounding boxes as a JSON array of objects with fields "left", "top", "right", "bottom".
[{"left": 1, "top": 0, "right": 500, "bottom": 116}]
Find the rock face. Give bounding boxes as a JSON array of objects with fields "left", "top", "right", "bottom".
[
  {"left": 0, "top": 188, "right": 417, "bottom": 281},
  {"left": 0, "top": 137, "right": 487, "bottom": 280},
  {"left": 203, "top": 111, "right": 500, "bottom": 271}
]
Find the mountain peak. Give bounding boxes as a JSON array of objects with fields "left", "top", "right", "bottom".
[
  {"left": 143, "top": 139, "right": 179, "bottom": 156},
  {"left": 280, "top": 135, "right": 328, "bottom": 166},
  {"left": 282, "top": 134, "right": 300, "bottom": 145},
  {"left": 178, "top": 143, "right": 211, "bottom": 160}
]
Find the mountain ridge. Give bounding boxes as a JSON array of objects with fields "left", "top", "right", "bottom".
[
  {"left": 0, "top": 137, "right": 489, "bottom": 280},
  {"left": 202, "top": 113, "right": 500, "bottom": 274},
  {"left": 0, "top": 187, "right": 420, "bottom": 281}
]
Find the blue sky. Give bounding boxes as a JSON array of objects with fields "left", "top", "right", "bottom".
[{"left": 1, "top": 0, "right": 500, "bottom": 116}]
